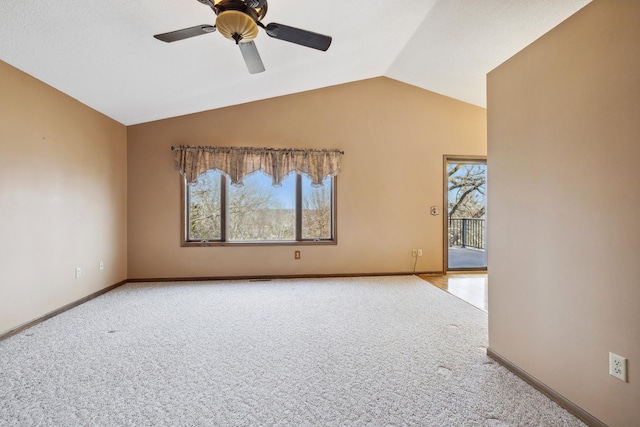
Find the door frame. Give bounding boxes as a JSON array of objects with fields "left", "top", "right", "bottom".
[{"left": 443, "top": 155, "right": 488, "bottom": 273}]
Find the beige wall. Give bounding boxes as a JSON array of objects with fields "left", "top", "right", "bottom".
[
  {"left": 0, "top": 60, "right": 128, "bottom": 335},
  {"left": 127, "top": 77, "right": 486, "bottom": 279},
  {"left": 487, "top": 1, "right": 639, "bottom": 425}
]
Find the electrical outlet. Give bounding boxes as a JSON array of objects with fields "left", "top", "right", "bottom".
[
  {"left": 411, "top": 249, "right": 418, "bottom": 257},
  {"left": 99, "top": 261, "right": 104, "bottom": 271},
  {"left": 417, "top": 249, "right": 423, "bottom": 257},
  {"left": 609, "top": 352, "right": 627, "bottom": 382},
  {"left": 75, "top": 267, "right": 81, "bottom": 279},
  {"left": 294, "top": 251, "right": 301, "bottom": 260}
]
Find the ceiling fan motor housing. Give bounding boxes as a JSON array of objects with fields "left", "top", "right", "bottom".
[{"left": 213, "top": 0, "right": 267, "bottom": 21}]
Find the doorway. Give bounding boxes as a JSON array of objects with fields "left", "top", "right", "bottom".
[{"left": 443, "top": 156, "right": 487, "bottom": 271}]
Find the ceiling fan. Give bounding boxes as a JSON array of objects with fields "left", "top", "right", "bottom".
[{"left": 154, "top": 0, "right": 332, "bottom": 74}]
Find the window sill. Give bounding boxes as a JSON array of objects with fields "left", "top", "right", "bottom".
[{"left": 181, "top": 240, "right": 337, "bottom": 247}]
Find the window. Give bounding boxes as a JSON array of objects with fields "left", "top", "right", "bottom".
[{"left": 184, "top": 171, "right": 336, "bottom": 245}]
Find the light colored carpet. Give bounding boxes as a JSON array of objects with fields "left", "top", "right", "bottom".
[{"left": 0, "top": 276, "right": 584, "bottom": 426}]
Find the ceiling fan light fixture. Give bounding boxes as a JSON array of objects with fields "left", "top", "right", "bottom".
[{"left": 216, "top": 10, "right": 259, "bottom": 43}]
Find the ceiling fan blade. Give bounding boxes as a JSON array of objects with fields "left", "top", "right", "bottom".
[
  {"left": 264, "top": 23, "right": 332, "bottom": 51},
  {"left": 154, "top": 25, "right": 216, "bottom": 43},
  {"left": 238, "top": 41, "right": 265, "bottom": 74}
]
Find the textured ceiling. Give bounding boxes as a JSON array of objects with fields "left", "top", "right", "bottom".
[{"left": 0, "top": 0, "right": 590, "bottom": 125}]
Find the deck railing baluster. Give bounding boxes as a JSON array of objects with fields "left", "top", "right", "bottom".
[{"left": 448, "top": 218, "right": 484, "bottom": 250}]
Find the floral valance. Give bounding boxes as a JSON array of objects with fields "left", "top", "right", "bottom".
[{"left": 173, "top": 145, "right": 344, "bottom": 186}]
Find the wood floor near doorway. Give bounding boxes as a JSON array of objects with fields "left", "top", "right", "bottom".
[{"left": 418, "top": 273, "right": 488, "bottom": 312}]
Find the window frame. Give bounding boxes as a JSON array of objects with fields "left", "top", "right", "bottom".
[{"left": 181, "top": 173, "right": 337, "bottom": 247}]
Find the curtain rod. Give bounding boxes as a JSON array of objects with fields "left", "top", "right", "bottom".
[{"left": 171, "top": 146, "right": 344, "bottom": 154}]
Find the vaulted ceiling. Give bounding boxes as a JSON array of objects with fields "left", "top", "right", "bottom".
[{"left": 0, "top": 0, "right": 590, "bottom": 125}]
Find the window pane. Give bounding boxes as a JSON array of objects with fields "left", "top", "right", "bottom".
[
  {"left": 302, "top": 175, "right": 332, "bottom": 240},
  {"left": 187, "top": 170, "right": 222, "bottom": 241},
  {"left": 228, "top": 173, "right": 295, "bottom": 241}
]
